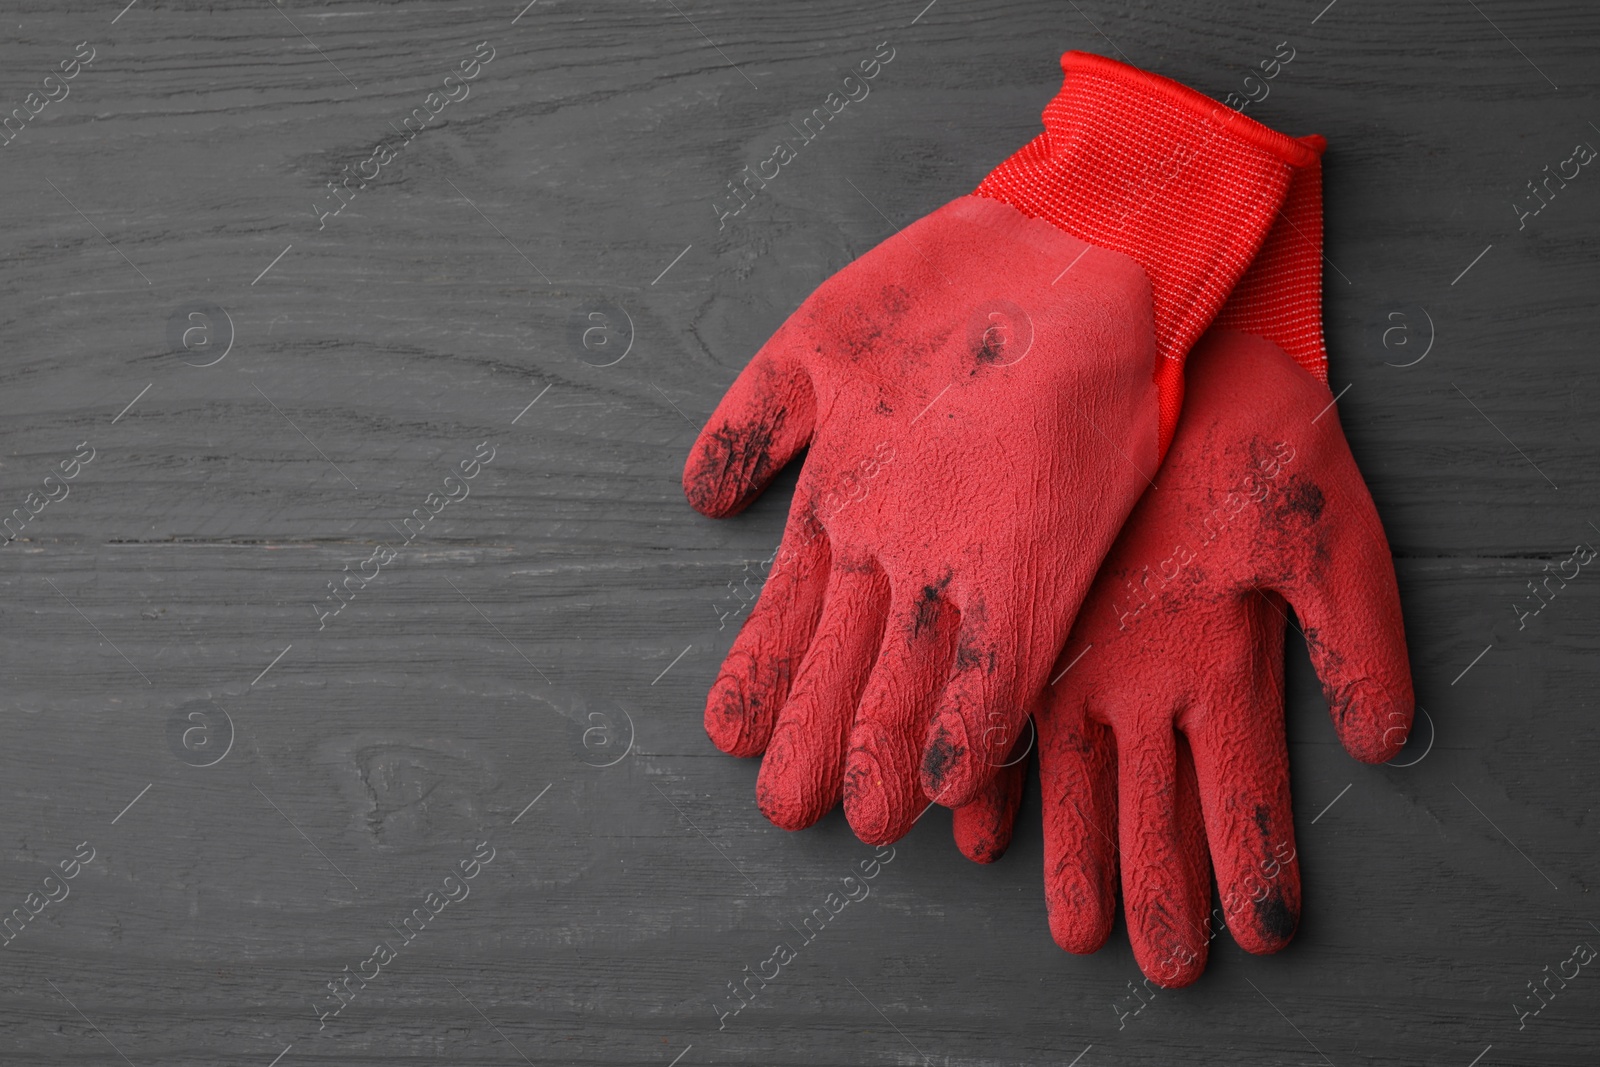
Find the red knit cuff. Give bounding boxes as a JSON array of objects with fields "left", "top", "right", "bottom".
[
  {"left": 973, "top": 51, "right": 1318, "bottom": 454},
  {"left": 1058, "top": 53, "right": 1318, "bottom": 167},
  {"left": 1213, "top": 135, "right": 1330, "bottom": 387}
]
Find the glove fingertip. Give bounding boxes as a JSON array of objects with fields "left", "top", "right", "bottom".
[
  {"left": 1230, "top": 884, "right": 1300, "bottom": 955},
  {"left": 843, "top": 750, "right": 915, "bottom": 847},
  {"left": 704, "top": 670, "right": 766, "bottom": 757},
  {"left": 1044, "top": 868, "right": 1115, "bottom": 954},
  {"left": 954, "top": 820, "right": 1012, "bottom": 864},
  {"left": 1139, "top": 945, "right": 1207, "bottom": 989},
  {"left": 951, "top": 792, "right": 1018, "bottom": 865},
  {"left": 682, "top": 422, "right": 776, "bottom": 518},
  {"left": 682, "top": 354, "right": 815, "bottom": 518},
  {"left": 1328, "top": 676, "right": 1414, "bottom": 764},
  {"left": 755, "top": 741, "right": 832, "bottom": 832}
]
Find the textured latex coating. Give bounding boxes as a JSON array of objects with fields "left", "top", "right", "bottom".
[
  {"left": 688, "top": 195, "right": 1161, "bottom": 832},
  {"left": 954, "top": 328, "right": 1413, "bottom": 988}
]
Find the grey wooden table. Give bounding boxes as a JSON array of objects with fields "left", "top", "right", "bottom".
[{"left": 1, "top": 1, "right": 1596, "bottom": 1064}]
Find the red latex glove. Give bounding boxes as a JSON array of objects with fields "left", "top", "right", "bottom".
[
  {"left": 953, "top": 148, "right": 1414, "bottom": 987},
  {"left": 684, "top": 53, "right": 1317, "bottom": 836}
]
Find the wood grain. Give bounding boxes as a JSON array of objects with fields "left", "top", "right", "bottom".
[{"left": 0, "top": 1, "right": 1597, "bottom": 1063}]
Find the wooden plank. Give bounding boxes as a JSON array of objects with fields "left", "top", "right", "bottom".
[{"left": 0, "top": 1, "right": 1597, "bottom": 1063}]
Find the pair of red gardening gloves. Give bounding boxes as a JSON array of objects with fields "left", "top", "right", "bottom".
[{"left": 682, "top": 52, "right": 1412, "bottom": 987}]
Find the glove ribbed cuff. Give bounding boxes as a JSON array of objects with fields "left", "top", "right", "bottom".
[
  {"left": 1214, "top": 135, "right": 1330, "bottom": 387},
  {"left": 973, "top": 51, "right": 1318, "bottom": 455}
]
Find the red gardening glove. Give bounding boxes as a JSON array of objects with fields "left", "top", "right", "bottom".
[
  {"left": 953, "top": 147, "right": 1414, "bottom": 988},
  {"left": 685, "top": 53, "right": 1318, "bottom": 836}
]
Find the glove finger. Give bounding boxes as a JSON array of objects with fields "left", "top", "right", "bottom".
[
  {"left": 1038, "top": 688, "right": 1118, "bottom": 953},
  {"left": 1182, "top": 595, "right": 1301, "bottom": 955},
  {"left": 756, "top": 561, "right": 889, "bottom": 831},
  {"left": 1117, "top": 714, "right": 1213, "bottom": 988},
  {"left": 1269, "top": 439, "right": 1413, "bottom": 764},
  {"left": 704, "top": 510, "right": 832, "bottom": 757},
  {"left": 683, "top": 334, "right": 815, "bottom": 518},
  {"left": 920, "top": 589, "right": 1066, "bottom": 808},
  {"left": 842, "top": 580, "right": 960, "bottom": 845},
  {"left": 949, "top": 727, "right": 1030, "bottom": 863}
]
